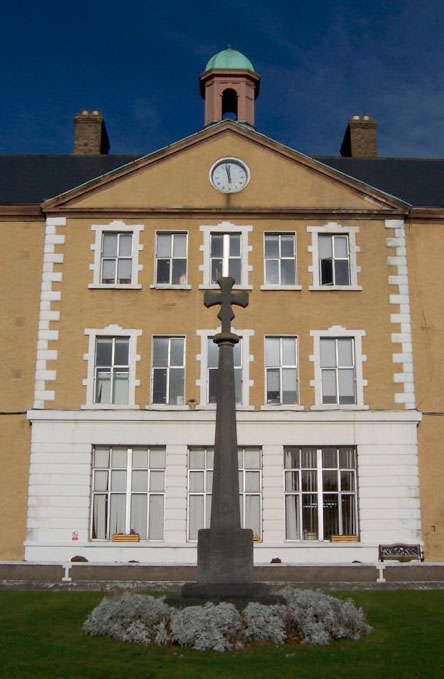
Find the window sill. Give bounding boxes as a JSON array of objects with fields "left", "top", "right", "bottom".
[
  {"left": 199, "top": 284, "right": 253, "bottom": 291},
  {"left": 261, "top": 404, "right": 304, "bottom": 411},
  {"left": 150, "top": 284, "right": 192, "bottom": 290},
  {"left": 309, "top": 285, "right": 362, "bottom": 291},
  {"left": 260, "top": 285, "right": 302, "bottom": 291},
  {"left": 195, "top": 404, "right": 255, "bottom": 411},
  {"left": 88, "top": 283, "right": 142, "bottom": 290},
  {"left": 310, "top": 404, "right": 369, "bottom": 411},
  {"left": 145, "top": 404, "right": 189, "bottom": 410},
  {"left": 81, "top": 404, "right": 140, "bottom": 410}
]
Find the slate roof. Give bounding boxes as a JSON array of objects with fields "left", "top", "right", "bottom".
[{"left": 1, "top": 152, "right": 444, "bottom": 208}]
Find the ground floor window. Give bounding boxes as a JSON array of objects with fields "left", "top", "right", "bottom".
[
  {"left": 91, "top": 446, "right": 166, "bottom": 540},
  {"left": 284, "top": 446, "right": 357, "bottom": 541},
  {"left": 187, "top": 446, "right": 262, "bottom": 540}
]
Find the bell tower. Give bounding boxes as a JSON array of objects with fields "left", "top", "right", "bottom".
[{"left": 200, "top": 47, "right": 261, "bottom": 128}]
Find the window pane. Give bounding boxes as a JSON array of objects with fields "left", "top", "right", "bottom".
[
  {"left": 265, "top": 337, "right": 280, "bottom": 367},
  {"left": 334, "top": 236, "right": 348, "bottom": 258},
  {"left": 245, "top": 448, "right": 261, "bottom": 468},
  {"left": 318, "top": 234, "right": 332, "bottom": 258},
  {"left": 285, "top": 447, "right": 299, "bottom": 469},
  {"left": 157, "top": 259, "right": 170, "bottom": 284},
  {"left": 266, "top": 368, "right": 280, "bottom": 403},
  {"left": 170, "top": 338, "right": 184, "bottom": 366},
  {"left": 103, "top": 233, "right": 117, "bottom": 256},
  {"left": 148, "top": 495, "right": 164, "bottom": 539},
  {"left": 96, "top": 338, "right": 112, "bottom": 367},
  {"left": 109, "top": 494, "right": 126, "bottom": 534},
  {"left": 281, "top": 235, "right": 295, "bottom": 257},
  {"left": 210, "top": 234, "right": 223, "bottom": 257},
  {"left": 173, "top": 234, "right": 187, "bottom": 257},
  {"left": 285, "top": 471, "right": 299, "bottom": 491},
  {"left": 322, "top": 470, "right": 338, "bottom": 492},
  {"left": 265, "top": 259, "right": 279, "bottom": 284},
  {"left": 265, "top": 235, "right": 279, "bottom": 258},
  {"left": 322, "top": 370, "right": 337, "bottom": 403},
  {"left": 245, "top": 495, "right": 260, "bottom": 537},
  {"left": 172, "top": 259, "right": 186, "bottom": 285},
  {"left": 157, "top": 233, "right": 171, "bottom": 257},
  {"left": 96, "top": 370, "right": 111, "bottom": 403},
  {"left": 282, "top": 338, "right": 296, "bottom": 366},
  {"left": 234, "top": 368, "right": 242, "bottom": 404},
  {"left": 169, "top": 368, "right": 184, "bottom": 405},
  {"left": 119, "top": 233, "right": 132, "bottom": 256},
  {"left": 229, "top": 258, "right": 241, "bottom": 284},
  {"left": 189, "top": 471, "right": 204, "bottom": 492},
  {"left": 282, "top": 368, "right": 297, "bottom": 403},
  {"left": 285, "top": 495, "right": 300, "bottom": 539},
  {"left": 281, "top": 259, "right": 295, "bottom": 285},
  {"left": 207, "top": 471, "right": 213, "bottom": 490},
  {"left": 149, "top": 449, "right": 166, "bottom": 469},
  {"left": 233, "top": 340, "right": 242, "bottom": 367},
  {"left": 153, "top": 337, "right": 168, "bottom": 367},
  {"left": 323, "top": 494, "right": 339, "bottom": 539},
  {"left": 132, "top": 470, "right": 147, "bottom": 492},
  {"left": 94, "top": 470, "right": 109, "bottom": 491},
  {"left": 338, "top": 339, "right": 353, "bottom": 366},
  {"left": 208, "top": 338, "right": 218, "bottom": 368},
  {"left": 338, "top": 369, "right": 355, "bottom": 404},
  {"left": 189, "top": 495, "right": 204, "bottom": 539},
  {"left": 302, "top": 470, "right": 317, "bottom": 492},
  {"left": 189, "top": 449, "right": 205, "bottom": 468},
  {"left": 113, "top": 372, "right": 129, "bottom": 405},
  {"left": 301, "top": 448, "right": 317, "bottom": 468},
  {"left": 94, "top": 447, "right": 109, "bottom": 468},
  {"left": 341, "top": 471, "right": 354, "bottom": 491},
  {"left": 322, "top": 447, "right": 337, "bottom": 468},
  {"left": 117, "top": 258, "right": 132, "bottom": 283},
  {"left": 245, "top": 471, "right": 260, "bottom": 492},
  {"left": 339, "top": 447, "right": 356, "bottom": 468},
  {"left": 102, "top": 259, "right": 115, "bottom": 283},
  {"left": 342, "top": 495, "right": 357, "bottom": 534},
  {"left": 115, "top": 338, "right": 129, "bottom": 366},
  {"left": 209, "top": 369, "right": 218, "bottom": 403},
  {"left": 211, "top": 258, "right": 223, "bottom": 283},
  {"left": 133, "top": 449, "right": 148, "bottom": 468},
  {"left": 131, "top": 494, "right": 147, "bottom": 539},
  {"left": 229, "top": 234, "right": 241, "bottom": 256},
  {"left": 320, "top": 339, "right": 336, "bottom": 367},
  {"left": 335, "top": 259, "right": 350, "bottom": 285},
  {"left": 152, "top": 368, "right": 167, "bottom": 404},
  {"left": 112, "top": 448, "right": 127, "bottom": 467},
  {"left": 111, "top": 470, "right": 127, "bottom": 491},
  {"left": 149, "top": 471, "right": 165, "bottom": 491},
  {"left": 302, "top": 494, "right": 318, "bottom": 538},
  {"left": 92, "top": 495, "right": 107, "bottom": 539}
]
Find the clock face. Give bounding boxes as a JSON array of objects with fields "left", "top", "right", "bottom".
[{"left": 210, "top": 158, "right": 250, "bottom": 193}]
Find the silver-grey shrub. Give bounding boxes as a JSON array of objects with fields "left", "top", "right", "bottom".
[{"left": 83, "top": 587, "right": 372, "bottom": 651}]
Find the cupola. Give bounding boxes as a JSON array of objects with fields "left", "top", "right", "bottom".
[{"left": 200, "top": 46, "right": 260, "bottom": 128}]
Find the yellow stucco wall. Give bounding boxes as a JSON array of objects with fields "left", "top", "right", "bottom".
[{"left": 0, "top": 218, "right": 44, "bottom": 558}]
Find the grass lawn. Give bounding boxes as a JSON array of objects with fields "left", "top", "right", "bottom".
[{"left": 1, "top": 589, "right": 443, "bottom": 679}]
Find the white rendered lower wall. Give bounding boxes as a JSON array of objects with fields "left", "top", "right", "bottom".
[{"left": 25, "top": 409, "right": 422, "bottom": 564}]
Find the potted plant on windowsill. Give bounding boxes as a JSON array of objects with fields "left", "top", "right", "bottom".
[
  {"left": 112, "top": 530, "right": 140, "bottom": 543},
  {"left": 330, "top": 535, "right": 359, "bottom": 543}
]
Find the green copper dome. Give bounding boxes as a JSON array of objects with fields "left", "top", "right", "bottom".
[{"left": 205, "top": 47, "right": 255, "bottom": 72}]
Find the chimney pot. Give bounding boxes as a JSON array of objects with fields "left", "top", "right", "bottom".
[
  {"left": 340, "top": 114, "right": 378, "bottom": 158},
  {"left": 74, "top": 110, "right": 110, "bottom": 155}
]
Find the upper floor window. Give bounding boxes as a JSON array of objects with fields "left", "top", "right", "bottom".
[
  {"left": 152, "top": 336, "right": 185, "bottom": 405},
  {"left": 89, "top": 221, "right": 144, "bottom": 289},
  {"left": 308, "top": 223, "right": 361, "bottom": 290},
  {"left": 264, "top": 233, "right": 298, "bottom": 287},
  {"left": 91, "top": 446, "right": 165, "bottom": 541},
  {"left": 199, "top": 221, "right": 252, "bottom": 289},
  {"left": 83, "top": 325, "right": 141, "bottom": 409},
  {"left": 265, "top": 336, "right": 299, "bottom": 405},
  {"left": 310, "top": 326, "right": 367, "bottom": 409},
  {"left": 154, "top": 232, "right": 188, "bottom": 286}
]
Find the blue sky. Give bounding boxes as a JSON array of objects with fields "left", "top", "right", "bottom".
[{"left": 1, "top": 0, "right": 444, "bottom": 157}]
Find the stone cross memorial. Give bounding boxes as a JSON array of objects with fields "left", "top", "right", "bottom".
[{"left": 179, "top": 277, "right": 279, "bottom": 607}]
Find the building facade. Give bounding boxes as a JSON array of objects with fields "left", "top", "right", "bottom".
[{"left": 2, "top": 48, "right": 443, "bottom": 564}]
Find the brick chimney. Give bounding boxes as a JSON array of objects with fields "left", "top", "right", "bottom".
[
  {"left": 340, "top": 114, "right": 377, "bottom": 157},
  {"left": 74, "top": 110, "right": 110, "bottom": 155}
]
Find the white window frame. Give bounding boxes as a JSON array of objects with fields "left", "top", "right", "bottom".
[
  {"left": 310, "top": 326, "right": 368, "bottom": 409},
  {"left": 90, "top": 445, "right": 166, "bottom": 541},
  {"left": 83, "top": 324, "right": 141, "bottom": 409},
  {"left": 199, "top": 221, "right": 253, "bottom": 289},
  {"left": 149, "top": 335, "right": 186, "bottom": 408},
  {"left": 261, "top": 232, "right": 302, "bottom": 290},
  {"left": 151, "top": 231, "right": 191, "bottom": 289},
  {"left": 284, "top": 446, "right": 358, "bottom": 542},
  {"left": 196, "top": 328, "right": 254, "bottom": 408},
  {"left": 262, "top": 336, "right": 303, "bottom": 410},
  {"left": 89, "top": 221, "right": 144, "bottom": 289},
  {"left": 308, "top": 222, "right": 361, "bottom": 290},
  {"left": 187, "top": 446, "right": 262, "bottom": 541}
]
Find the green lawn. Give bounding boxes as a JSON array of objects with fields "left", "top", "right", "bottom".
[{"left": 1, "top": 590, "right": 443, "bottom": 679}]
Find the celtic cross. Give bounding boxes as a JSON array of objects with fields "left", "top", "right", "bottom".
[{"left": 204, "top": 277, "right": 249, "bottom": 334}]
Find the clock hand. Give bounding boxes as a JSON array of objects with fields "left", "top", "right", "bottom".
[{"left": 225, "top": 164, "right": 231, "bottom": 183}]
